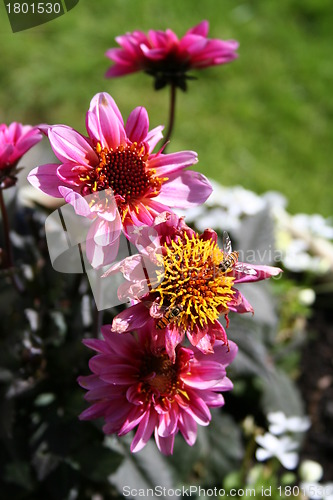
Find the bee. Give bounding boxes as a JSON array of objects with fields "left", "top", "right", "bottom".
[
  {"left": 156, "top": 304, "right": 184, "bottom": 330},
  {"left": 145, "top": 301, "right": 183, "bottom": 330},
  {"left": 218, "top": 231, "right": 257, "bottom": 276}
]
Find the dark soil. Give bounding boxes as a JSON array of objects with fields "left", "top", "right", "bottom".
[{"left": 299, "top": 296, "right": 333, "bottom": 481}]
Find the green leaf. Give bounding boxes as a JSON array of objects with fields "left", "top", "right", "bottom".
[
  {"left": 74, "top": 442, "right": 123, "bottom": 482},
  {"left": 3, "top": 461, "right": 34, "bottom": 491},
  {"left": 108, "top": 436, "right": 175, "bottom": 499},
  {"left": 261, "top": 369, "right": 305, "bottom": 417}
]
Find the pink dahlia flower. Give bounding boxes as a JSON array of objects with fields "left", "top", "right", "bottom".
[
  {"left": 78, "top": 324, "right": 237, "bottom": 455},
  {"left": 28, "top": 93, "right": 211, "bottom": 267},
  {"left": 0, "top": 122, "right": 42, "bottom": 189},
  {"left": 107, "top": 212, "right": 282, "bottom": 359},
  {"left": 106, "top": 20, "right": 239, "bottom": 90}
]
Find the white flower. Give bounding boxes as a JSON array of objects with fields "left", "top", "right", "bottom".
[
  {"left": 255, "top": 433, "right": 299, "bottom": 470},
  {"left": 298, "top": 288, "right": 316, "bottom": 306},
  {"left": 267, "top": 411, "right": 311, "bottom": 435},
  {"left": 300, "top": 482, "right": 333, "bottom": 500},
  {"left": 299, "top": 460, "right": 323, "bottom": 483}
]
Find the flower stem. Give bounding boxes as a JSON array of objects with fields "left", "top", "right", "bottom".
[
  {"left": 0, "top": 188, "right": 24, "bottom": 294},
  {"left": 93, "top": 304, "right": 103, "bottom": 339},
  {"left": 162, "top": 84, "right": 177, "bottom": 149}
]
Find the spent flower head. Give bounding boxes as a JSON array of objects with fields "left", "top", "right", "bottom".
[{"left": 106, "top": 21, "right": 239, "bottom": 90}]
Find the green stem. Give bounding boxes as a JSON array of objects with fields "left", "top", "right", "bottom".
[
  {"left": 93, "top": 305, "right": 103, "bottom": 339},
  {"left": 162, "top": 84, "right": 177, "bottom": 149}
]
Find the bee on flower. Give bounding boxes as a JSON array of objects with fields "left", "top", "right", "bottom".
[{"left": 105, "top": 212, "right": 282, "bottom": 360}]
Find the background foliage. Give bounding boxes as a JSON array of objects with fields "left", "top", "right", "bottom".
[{"left": 0, "top": 0, "right": 332, "bottom": 215}]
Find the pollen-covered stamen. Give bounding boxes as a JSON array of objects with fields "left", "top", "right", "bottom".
[
  {"left": 154, "top": 233, "right": 236, "bottom": 330},
  {"left": 79, "top": 141, "right": 166, "bottom": 206}
]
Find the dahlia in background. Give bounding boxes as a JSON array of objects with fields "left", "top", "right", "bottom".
[
  {"left": 28, "top": 92, "right": 211, "bottom": 267},
  {"left": 78, "top": 324, "right": 237, "bottom": 455},
  {"left": 0, "top": 122, "right": 42, "bottom": 189},
  {"left": 105, "top": 20, "right": 239, "bottom": 90}
]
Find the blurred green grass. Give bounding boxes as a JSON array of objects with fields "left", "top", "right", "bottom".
[{"left": 0, "top": 0, "right": 332, "bottom": 215}]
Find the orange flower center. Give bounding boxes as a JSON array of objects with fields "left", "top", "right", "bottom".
[
  {"left": 138, "top": 351, "right": 190, "bottom": 406},
  {"left": 80, "top": 142, "right": 166, "bottom": 211}
]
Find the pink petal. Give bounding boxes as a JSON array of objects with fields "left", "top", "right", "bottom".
[
  {"left": 77, "top": 374, "right": 106, "bottom": 390},
  {"left": 186, "top": 20, "right": 209, "bottom": 37},
  {"left": 49, "top": 126, "right": 97, "bottom": 165},
  {"left": 165, "top": 325, "right": 185, "bottom": 362},
  {"left": 157, "top": 407, "right": 178, "bottom": 437},
  {"left": 57, "top": 162, "right": 84, "bottom": 186},
  {"left": 181, "top": 361, "right": 226, "bottom": 389},
  {"left": 86, "top": 92, "right": 126, "bottom": 150},
  {"left": 178, "top": 412, "right": 198, "bottom": 446},
  {"left": 89, "top": 217, "right": 120, "bottom": 247},
  {"left": 85, "top": 234, "right": 120, "bottom": 269},
  {"left": 130, "top": 408, "right": 157, "bottom": 453},
  {"left": 148, "top": 28, "right": 178, "bottom": 48},
  {"left": 103, "top": 401, "right": 133, "bottom": 434},
  {"left": 79, "top": 401, "right": 110, "bottom": 420},
  {"left": 0, "top": 143, "right": 14, "bottom": 165},
  {"left": 200, "top": 228, "right": 218, "bottom": 243},
  {"left": 183, "top": 392, "right": 211, "bottom": 426},
  {"left": 125, "top": 107, "right": 149, "bottom": 144},
  {"left": 105, "top": 48, "right": 136, "bottom": 66},
  {"left": 111, "top": 302, "right": 150, "bottom": 333},
  {"left": 192, "top": 334, "right": 215, "bottom": 354},
  {"left": 180, "top": 34, "right": 208, "bottom": 54},
  {"left": 210, "top": 377, "right": 234, "bottom": 393},
  {"left": 99, "top": 365, "right": 139, "bottom": 385},
  {"left": 157, "top": 171, "right": 212, "bottom": 208},
  {"left": 58, "top": 186, "right": 93, "bottom": 217},
  {"left": 195, "top": 339, "right": 238, "bottom": 366},
  {"left": 82, "top": 338, "right": 112, "bottom": 354},
  {"left": 145, "top": 125, "right": 164, "bottom": 153},
  {"left": 228, "top": 289, "right": 254, "bottom": 314},
  {"left": 84, "top": 385, "right": 121, "bottom": 401},
  {"left": 101, "top": 325, "right": 139, "bottom": 357},
  {"left": 27, "top": 163, "right": 64, "bottom": 198},
  {"left": 14, "top": 129, "right": 43, "bottom": 157},
  {"left": 105, "top": 65, "right": 138, "bottom": 78},
  {"left": 140, "top": 45, "right": 167, "bottom": 61},
  {"left": 148, "top": 150, "right": 198, "bottom": 175},
  {"left": 200, "top": 391, "right": 225, "bottom": 407},
  {"left": 234, "top": 264, "right": 283, "bottom": 283},
  {"left": 154, "top": 430, "right": 176, "bottom": 456},
  {"left": 118, "top": 405, "right": 147, "bottom": 435}
]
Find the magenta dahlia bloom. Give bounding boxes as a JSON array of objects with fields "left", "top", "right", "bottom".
[
  {"left": 0, "top": 122, "right": 42, "bottom": 189},
  {"left": 28, "top": 92, "right": 211, "bottom": 267},
  {"left": 78, "top": 324, "right": 237, "bottom": 455},
  {"left": 106, "top": 20, "right": 239, "bottom": 90},
  {"left": 107, "top": 212, "right": 282, "bottom": 359}
]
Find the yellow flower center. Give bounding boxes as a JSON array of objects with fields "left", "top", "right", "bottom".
[{"left": 154, "top": 233, "right": 235, "bottom": 330}]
